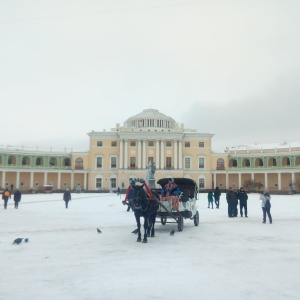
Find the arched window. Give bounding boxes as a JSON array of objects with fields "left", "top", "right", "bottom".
[
  {"left": 242, "top": 158, "right": 250, "bottom": 167},
  {"left": 268, "top": 157, "right": 277, "bottom": 167},
  {"left": 217, "top": 158, "right": 224, "bottom": 170},
  {"left": 63, "top": 158, "right": 71, "bottom": 167},
  {"left": 295, "top": 156, "right": 300, "bottom": 166},
  {"left": 229, "top": 159, "right": 237, "bottom": 167},
  {"left": 282, "top": 157, "right": 290, "bottom": 166},
  {"left": 22, "top": 156, "right": 30, "bottom": 166},
  {"left": 49, "top": 157, "right": 57, "bottom": 167},
  {"left": 36, "top": 157, "right": 44, "bottom": 166},
  {"left": 8, "top": 155, "right": 16, "bottom": 165},
  {"left": 255, "top": 158, "right": 263, "bottom": 167}
]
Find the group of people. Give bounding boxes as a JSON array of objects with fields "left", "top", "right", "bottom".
[
  {"left": 2, "top": 187, "right": 72, "bottom": 209},
  {"left": 2, "top": 188, "right": 22, "bottom": 209},
  {"left": 207, "top": 187, "right": 221, "bottom": 209},
  {"left": 207, "top": 186, "right": 272, "bottom": 223},
  {"left": 225, "top": 187, "right": 248, "bottom": 217}
]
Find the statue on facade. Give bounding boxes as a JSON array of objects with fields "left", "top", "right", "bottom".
[{"left": 147, "top": 161, "right": 156, "bottom": 188}]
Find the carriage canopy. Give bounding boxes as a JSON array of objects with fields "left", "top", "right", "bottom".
[{"left": 156, "top": 178, "right": 198, "bottom": 199}]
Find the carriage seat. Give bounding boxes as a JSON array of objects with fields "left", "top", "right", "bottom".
[{"left": 180, "top": 190, "right": 190, "bottom": 202}]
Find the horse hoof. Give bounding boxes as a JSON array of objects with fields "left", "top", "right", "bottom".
[
  {"left": 151, "top": 233, "right": 155, "bottom": 237},
  {"left": 142, "top": 239, "right": 148, "bottom": 243},
  {"left": 137, "top": 238, "right": 142, "bottom": 242}
]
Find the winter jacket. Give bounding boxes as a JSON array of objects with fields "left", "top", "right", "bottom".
[
  {"left": 226, "top": 190, "right": 237, "bottom": 205},
  {"left": 14, "top": 191, "right": 22, "bottom": 202},
  {"left": 2, "top": 189, "right": 11, "bottom": 200},
  {"left": 260, "top": 193, "right": 271, "bottom": 208},
  {"left": 213, "top": 188, "right": 221, "bottom": 199},
  {"left": 63, "top": 190, "right": 71, "bottom": 201},
  {"left": 207, "top": 192, "right": 214, "bottom": 202},
  {"left": 238, "top": 191, "right": 248, "bottom": 203}
]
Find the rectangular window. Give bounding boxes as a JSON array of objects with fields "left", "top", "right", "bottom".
[
  {"left": 148, "top": 141, "right": 154, "bottom": 147},
  {"left": 199, "top": 178, "right": 204, "bottom": 188},
  {"left": 96, "top": 157, "right": 102, "bottom": 168},
  {"left": 111, "top": 157, "right": 117, "bottom": 168},
  {"left": 130, "top": 141, "right": 136, "bottom": 147},
  {"left": 166, "top": 157, "right": 172, "bottom": 169},
  {"left": 130, "top": 157, "right": 136, "bottom": 169},
  {"left": 97, "top": 141, "right": 103, "bottom": 147},
  {"left": 199, "top": 142, "right": 204, "bottom": 147},
  {"left": 111, "top": 141, "right": 117, "bottom": 147},
  {"left": 111, "top": 178, "right": 116, "bottom": 188},
  {"left": 166, "top": 141, "right": 172, "bottom": 147},
  {"left": 185, "top": 142, "right": 190, "bottom": 147},
  {"left": 199, "top": 157, "right": 204, "bottom": 168},
  {"left": 96, "top": 178, "right": 102, "bottom": 188},
  {"left": 185, "top": 157, "right": 190, "bottom": 169}
]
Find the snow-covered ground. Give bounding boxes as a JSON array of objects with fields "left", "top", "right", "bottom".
[{"left": 1, "top": 192, "right": 299, "bottom": 300}]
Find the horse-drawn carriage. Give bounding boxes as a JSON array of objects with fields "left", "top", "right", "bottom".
[
  {"left": 122, "top": 177, "right": 199, "bottom": 243},
  {"left": 155, "top": 178, "right": 199, "bottom": 231}
]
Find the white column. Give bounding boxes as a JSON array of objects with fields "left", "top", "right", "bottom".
[
  {"left": 264, "top": 173, "right": 268, "bottom": 189},
  {"left": 278, "top": 173, "right": 282, "bottom": 190},
  {"left": 84, "top": 172, "right": 87, "bottom": 190},
  {"left": 160, "top": 139, "right": 164, "bottom": 169},
  {"left": 226, "top": 173, "right": 229, "bottom": 189},
  {"left": 57, "top": 172, "right": 61, "bottom": 189},
  {"left": 2, "top": 171, "right": 5, "bottom": 188},
  {"left": 44, "top": 172, "right": 48, "bottom": 185},
  {"left": 179, "top": 140, "right": 182, "bottom": 169},
  {"left": 71, "top": 173, "right": 74, "bottom": 190},
  {"left": 292, "top": 172, "right": 295, "bottom": 184},
  {"left": 251, "top": 173, "right": 254, "bottom": 181},
  {"left": 119, "top": 139, "right": 123, "bottom": 169},
  {"left": 138, "top": 139, "right": 142, "bottom": 169},
  {"left": 30, "top": 172, "right": 34, "bottom": 188},
  {"left": 16, "top": 172, "right": 20, "bottom": 188},
  {"left": 142, "top": 140, "right": 146, "bottom": 169},
  {"left": 124, "top": 139, "right": 128, "bottom": 169},
  {"left": 213, "top": 173, "right": 217, "bottom": 188},
  {"left": 156, "top": 140, "right": 160, "bottom": 169},
  {"left": 174, "top": 140, "right": 178, "bottom": 169},
  {"left": 238, "top": 173, "right": 241, "bottom": 188}
]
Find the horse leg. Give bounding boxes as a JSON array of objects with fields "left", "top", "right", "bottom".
[
  {"left": 150, "top": 214, "right": 156, "bottom": 237},
  {"left": 142, "top": 217, "right": 148, "bottom": 243},
  {"left": 135, "top": 213, "right": 142, "bottom": 242}
]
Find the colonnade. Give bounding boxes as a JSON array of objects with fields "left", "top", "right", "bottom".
[
  {"left": 118, "top": 139, "right": 183, "bottom": 169},
  {"left": 1, "top": 170, "right": 88, "bottom": 190},
  {"left": 213, "top": 171, "right": 297, "bottom": 190}
]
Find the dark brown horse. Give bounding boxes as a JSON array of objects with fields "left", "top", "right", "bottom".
[{"left": 123, "top": 179, "right": 159, "bottom": 243}]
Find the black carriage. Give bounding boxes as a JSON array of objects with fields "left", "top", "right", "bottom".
[{"left": 155, "top": 178, "right": 199, "bottom": 231}]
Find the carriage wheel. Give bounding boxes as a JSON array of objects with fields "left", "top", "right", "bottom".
[
  {"left": 161, "top": 217, "right": 167, "bottom": 225},
  {"left": 178, "top": 215, "right": 184, "bottom": 232},
  {"left": 194, "top": 211, "right": 199, "bottom": 226}
]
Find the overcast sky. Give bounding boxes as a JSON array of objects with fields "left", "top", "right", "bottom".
[{"left": 1, "top": 0, "right": 299, "bottom": 153}]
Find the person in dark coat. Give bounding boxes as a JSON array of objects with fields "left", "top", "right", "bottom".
[
  {"left": 238, "top": 187, "right": 248, "bottom": 217},
  {"left": 13, "top": 189, "right": 22, "bottom": 209},
  {"left": 213, "top": 187, "right": 221, "bottom": 208},
  {"left": 226, "top": 187, "right": 236, "bottom": 218},
  {"left": 2, "top": 188, "right": 11, "bottom": 209},
  {"left": 233, "top": 189, "right": 239, "bottom": 217},
  {"left": 63, "top": 189, "right": 71, "bottom": 208}
]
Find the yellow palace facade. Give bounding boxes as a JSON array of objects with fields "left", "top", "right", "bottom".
[{"left": 1, "top": 109, "right": 300, "bottom": 193}]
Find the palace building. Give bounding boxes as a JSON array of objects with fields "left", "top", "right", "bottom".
[{"left": 0, "top": 109, "right": 299, "bottom": 192}]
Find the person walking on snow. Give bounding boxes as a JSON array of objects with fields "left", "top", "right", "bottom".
[{"left": 63, "top": 189, "right": 71, "bottom": 208}]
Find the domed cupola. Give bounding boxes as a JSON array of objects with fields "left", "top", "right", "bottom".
[{"left": 124, "top": 109, "right": 177, "bottom": 129}]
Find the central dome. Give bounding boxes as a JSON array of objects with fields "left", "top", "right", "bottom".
[{"left": 124, "top": 109, "right": 177, "bottom": 129}]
